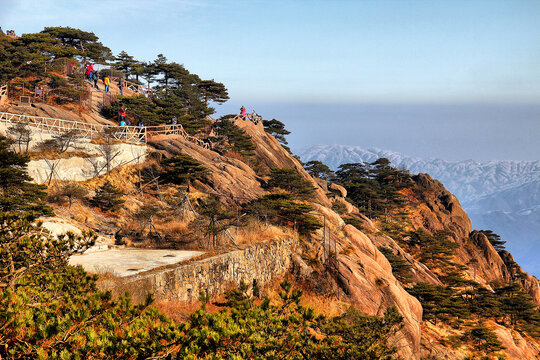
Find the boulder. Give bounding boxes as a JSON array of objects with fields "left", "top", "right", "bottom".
[{"left": 329, "top": 183, "right": 347, "bottom": 198}]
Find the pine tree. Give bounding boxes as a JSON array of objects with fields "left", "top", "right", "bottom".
[
  {"left": 303, "top": 160, "right": 335, "bottom": 181},
  {"left": 60, "top": 182, "right": 88, "bottom": 209},
  {"left": 91, "top": 181, "right": 125, "bottom": 211},
  {"left": 197, "top": 79, "right": 230, "bottom": 106},
  {"left": 113, "top": 50, "right": 138, "bottom": 79},
  {"left": 265, "top": 168, "right": 315, "bottom": 200},
  {"left": 213, "top": 119, "right": 256, "bottom": 155},
  {"left": 245, "top": 193, "right": 321, "bottom": 235},
  {"left": 160, "top": 154, "right": 209, "bottom": 190},
  {"left": 479, "top": 229, "right": 506, "bottom": 251},
  {"left": 262, "top": 119, "right": 291, "bottom": 145},
  {"left": 0, "top": 136, "right": 52, "bottom": 219},
  {"left": 41, "top": 26, "right": 112, "bottom": 63}
]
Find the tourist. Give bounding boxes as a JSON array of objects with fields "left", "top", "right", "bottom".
[
  {"left": 171, "top": 116, "right": 178, "bottom": 131},
  {"left": 93, "top": 70, "right": 99, "bottom": 89},
  {"left": 118, "top": 106, "right": 127, "bottom": 123},
  {"left": 240, "top": 106, "right": 246, "bottom": 118},
  {"left": 138, "top": 119, "right": 145, "bottom": 141},
  {"left": 118, "top": 78, "right": 124, "bottom": 96},
  {"left": 85, "top": 64, "right": 93, "bottom": 80},
  {"left": 104, "top": 75, "right": 110, "bottom": 92},
  {"left": 119, "top": 118, "right": 126, "bottom": 138}
]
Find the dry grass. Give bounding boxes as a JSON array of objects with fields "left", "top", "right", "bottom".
[
  {"left": 262, "top": 275, "right": 346, "bottom": 318},
  {"left": 28, "top": 150, "right": 95, "bottom": 160},
  {"left": 234, "top": 218, "right": 295, "bottom": 247}
]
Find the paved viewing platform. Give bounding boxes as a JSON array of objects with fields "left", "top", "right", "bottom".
[{"left": 69, "top": 249, "right": 204, "bottom": 277}]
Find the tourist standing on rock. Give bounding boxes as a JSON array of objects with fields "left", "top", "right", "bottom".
[
  {"left": 171, "top": 116, "right": 178, "bottom": 130},
  {"left": 240, "top": 106, "right": 246, "bottom": 118},
  {"left": 104, "top": 76, "right": 110, "bottom": 92},
  {"left": 93, "top": 70, "right": 99, "bottom": 90}
]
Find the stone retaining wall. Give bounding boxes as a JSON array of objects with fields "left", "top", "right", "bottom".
[{"left": 99, "top": 238, "right": 298, "bottom": 303}]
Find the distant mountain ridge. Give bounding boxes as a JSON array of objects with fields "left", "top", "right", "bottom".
[{"left": 295, "top": 144, "right": 540, "bottom": 276}]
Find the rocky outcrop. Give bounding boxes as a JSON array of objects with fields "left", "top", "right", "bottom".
[
  {"left": 234, "top": 118, "right": 331, "bottom": 207},
  {"left": 500, "top": 250, "right": 540, "bottom": 304},
  {"left": 466, "top": 230, "right": 511, "bottom": 284},
  {"left": 335, "top": 224, "right": 423, "bottom": 360},
  {"left": 491, "top": 322, "right": 540, "bottom": 359},
  {"left": 411, "top": 174, "right": 540, "bottom": 301},
  {"left": 411, "top": 173, "right": 471, "bottom": 242},
  {"left": 329, "top": 183, "right": 347, "bottom": 198},
  {"left": 150, "top": 138, "right": 265, "bottom": 204},
  {"left": 4, "top": 102, "right": 115, "bottom": 126}
]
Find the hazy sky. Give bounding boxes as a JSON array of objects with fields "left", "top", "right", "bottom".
[{"left": 2, "top": 0, "right": 540, "bottom": 160}]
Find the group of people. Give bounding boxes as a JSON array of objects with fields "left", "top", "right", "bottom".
[
  {"left": 85, "top": 63, "right": 111, "bottom": 92},
  {"left": 5, "top": 29, "right": 16, "bottom": 37},
  {"left": 117, "top": 106, "right": 146, "bottom": 140}
]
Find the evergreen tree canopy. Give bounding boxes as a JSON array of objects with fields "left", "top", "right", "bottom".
[
  {"left": 41, "top": 26, "right": 112, "bottom": 63},
  {"left": 113, "top": 50, "right": 138, "bottom": 79},
  {"left": 265, "top": 168, "right": 316, "bottom": 200},
  {"left": 335, "top": 159, "right": 412, "bottom": 218},
  {"left": 160, "top": 154, "right": 209, "bottom": 188},
  {"left": 197, "top": 79, "right": 230, "bottom": 106},
  {"left": 0, "top": 136, "right": 52, "bottom": 219},
  {"left": 262, "top": 119, "right": 291, "bottom": 145},
  {"left": 245, "top": 193, "right": 321, "bottom": 235},
  {"left": 91, "top": 181, "right": 125, "bottom": 212},
  {"left": 479, "top": 229, "right": 506, "bottom": 252},
  {"left": 303, "top": 160, "right": 335, "bottom": 181},
  {"left": 213, "top": 119, "right": 256, "bottom": 155}
]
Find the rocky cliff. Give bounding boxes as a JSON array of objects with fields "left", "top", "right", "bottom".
[
  {"left": 11, "top": 101, "right": 539, "bottom": 359},
  {"left": 144, "top": 119, "right": 540, "bottom": 359}
]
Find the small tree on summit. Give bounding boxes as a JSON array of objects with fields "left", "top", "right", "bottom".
[
  {"left": 479, "top": 230, "right": 506, "bottom": 252},
  {"left": 114, "top": 50, "right": 138, "bottom": 79}
]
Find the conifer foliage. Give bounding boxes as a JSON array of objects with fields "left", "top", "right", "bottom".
[
  {"left": 265, "top": 168, "right": 316, "bottom": 200},
  {"left": 0, "top": 136, "right": 52, "bottom": 219},
  {"left": 160, "top": 154, "right": 209, "bottom": 189},
  {"left": 91, "top": 181, "right": 125, "bottom": 211},
  {"left": 335, "top": 158, "right": 413, "bottom": 218}
]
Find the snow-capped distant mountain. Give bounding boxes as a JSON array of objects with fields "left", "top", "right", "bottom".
[
  {"left": 295, "top": 144, "right": 540, "bottom": 204},
  {"left": 294, "top": 144, "right": 540, "bottom": 276}
]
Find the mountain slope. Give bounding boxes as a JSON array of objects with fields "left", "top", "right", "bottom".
[{"left": 295, "top": 144, "right": 540, "bottom": 275}]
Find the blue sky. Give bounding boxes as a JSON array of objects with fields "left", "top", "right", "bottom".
[{"left": 2, "top": 0, "right": 540, "bottom": 159}]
